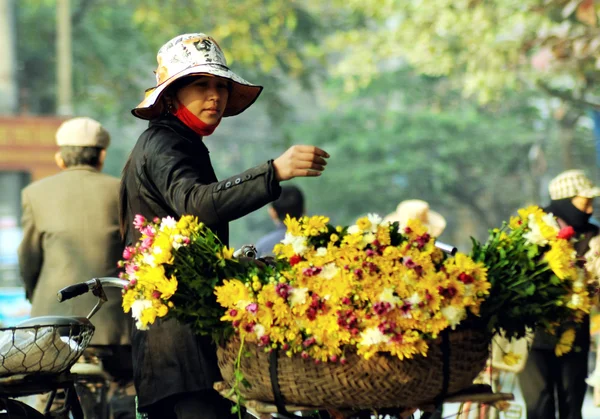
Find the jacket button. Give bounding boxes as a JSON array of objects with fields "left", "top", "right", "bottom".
[
  {"left": 244, "top": 174, "right": 252, "bottom": 180},
  {"left": 215, "top": 183, "right": 223, "bottom": 191},
  {"left": 225, "top": 181, "right": 232, "bottom": 188},
  {"left": 235, "top": 178, "right": 241, "bottom": 185}
]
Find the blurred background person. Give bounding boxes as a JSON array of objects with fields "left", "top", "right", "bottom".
[
  {"left": 383, "top": 199, "right": 446, "bottom": 237},
  {"left": 256, "top": 185, "right": 305, "bottom": 257},
  {"left": 17, "top": 117, "right": 134, "bottom": 419},
  {"left": 519, "top": 169, "right": 600, "bottom": 419}
]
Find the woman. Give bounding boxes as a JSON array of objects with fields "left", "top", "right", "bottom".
[
  {"left": 120, "top": 33, "right": 329, "bottom": 419},
  {"left": 519, "top": 169, "right": 600, "bottom": 419}
]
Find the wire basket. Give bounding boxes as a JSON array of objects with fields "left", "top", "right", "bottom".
[{"left": 0, "top": 323, "right": 94, "bottom": 377}]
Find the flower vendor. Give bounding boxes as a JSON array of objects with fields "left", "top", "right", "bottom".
[
  {"left": 519, "top": 170, "right": 600, "bottom": 419},
  {"left": 119, "top": 33, "right": 329, "bottom": 419}
]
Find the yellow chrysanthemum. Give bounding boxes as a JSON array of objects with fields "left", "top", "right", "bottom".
[
  {"left": 283, "top": 215, "right": 303, "bottom": 236},
  {"left": 555, "top": 328, "right": 576, "bottom": 356},
  {"left": 545, "top": 240, "right": 577, "bottom": 280},
  {"left": 218, "top": 246, "right": 235, "bottom": 260},
  {"left": 502, "top": 352, "right": 522, "bottom": 366}
]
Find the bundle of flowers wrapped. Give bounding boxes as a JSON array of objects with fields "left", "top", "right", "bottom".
[
  {"left": 215, "top": 214, "right": 490, "bottom": 362},
  {"left": 119, "top": 214, "right": 241, "bottom": 341},
  {"left": 471, "top": 205, "right": 594, "bottom": 356}
]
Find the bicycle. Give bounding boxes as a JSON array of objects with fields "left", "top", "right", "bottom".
[{"left": 0, "top": 277, "right": 129, "bottom": 418}]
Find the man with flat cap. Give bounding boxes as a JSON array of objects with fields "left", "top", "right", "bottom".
[{"left": 18, "top": 117, "right": 133, "bottom": 418}]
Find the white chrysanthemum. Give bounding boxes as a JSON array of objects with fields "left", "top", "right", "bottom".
[
  {"left": 587, "top": 368, "right": 600, "bottom": 388},
  {"left": 254, "top": 324, "right": 266, "bottom": 338},
  {"left": 362, "top": 232, "right": 376, "bottom": 246},
  {"left": 379, "top": 287, "right": 401, "bottom": 307},
  {"left": 441, "top": 306, "right": 467, "bottom": 330},
  {"left": 142, "top": 253, "right": 156, "bottom": 267},
  {"left": 160, "top": 216, "right": 178, "bottom": 231},
  {"left": 316, "top": 247, "right": 328, "bottom": 257},
  {"left": 523, "top": 215, "right": 549, "bottom": 246},
  {"left": 172, "top": 234, "right": 185, "bottom": 250},
  {"left": 131, "top": 300, "right": 153, "bottom": 330},
  {"left": 407, "top": 292, "right": 422, "bottom": 307},
  {"left": 320, "top": 263, "right": 339, "bottom": 280},
  {"left": 367, "top": 213, "right": 383, "bottom": 231},
  {"left": 289, "top": 287, "right": 309, "bottom": 306},
  {"left": 347, "top": 225, "right": 361, "bottom": 235},
  {"left": 542, "top": 213, "right": 560, "bottom": 232},
  {"left": 282, "top": 233, "right": 308, "bottom": 255},
  {"left": 569, "top": 293, "right": 583, "bottom": 309},
  {"left": 360, "top": 327, "right": 391, "bottom": 346}
]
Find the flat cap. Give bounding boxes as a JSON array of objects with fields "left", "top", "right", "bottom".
[{"left": 55, "top": 117, "right": 110, "bottom": 148}]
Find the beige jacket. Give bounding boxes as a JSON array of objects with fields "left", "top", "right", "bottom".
[{"left": 18, "top": 166, "right": 130, "bottom": 345}]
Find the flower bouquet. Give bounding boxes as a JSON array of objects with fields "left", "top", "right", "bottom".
[{"left": 471, "top": 205, "right": 594, "bottom": 361}]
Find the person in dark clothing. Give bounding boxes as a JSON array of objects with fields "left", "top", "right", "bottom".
[
  {"left": 519, "top": 169, "right": 600, "bottom": 419},
  {"left": 256, "top": 185, "right": 305, "bottom": 257},
  {"left": 119, "top": 33, "right": 329, "bottom": 419}
]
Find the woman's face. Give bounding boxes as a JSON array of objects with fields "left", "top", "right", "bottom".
[
  {"left": 176, "top": 76, "right": 230, "bottom": 124},
  {"left": 572, "top": 196, "right": 594, "bottom": 214}
]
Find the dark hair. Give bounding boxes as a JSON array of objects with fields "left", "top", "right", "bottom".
[
  {"left": 59, "top": 146, "right": 103, "bottom": 167},
  {"left": 272, "top": 186, "right": 305, "bottom": 221}
]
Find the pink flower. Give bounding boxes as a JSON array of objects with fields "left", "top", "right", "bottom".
[
  {"left": 133, "top": 215, "right": 146, "bottom": 230},
  {"left": 122, "top": 246, "right": 134, "bottom": 260},
  {"left": 140, "top": 225, "right": 156, "bottom": 237},
  {"left": 558, "top": 226, "right": 575, "bottom": 240},
  {"left": 246, "top": 303, "right": 258, "bottom": 314},
  {"left": 140, "top": 237, "right": 154, "bottom": 251}
]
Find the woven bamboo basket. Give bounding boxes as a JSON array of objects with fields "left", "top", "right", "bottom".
[{"left": 217, "top": 328, "right": 490, "bottom": 409}]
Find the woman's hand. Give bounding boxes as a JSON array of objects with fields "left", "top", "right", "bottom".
[{"left": 273, "top": 145, "right": 329, "bottom": 181}]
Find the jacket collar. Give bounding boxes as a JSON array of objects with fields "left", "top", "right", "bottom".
[
  {"left": 149, "top": 113, "right": 209, "bottom": 153},
  {"left": 64, "top": 165, "right": 100, "bottom": 172}
]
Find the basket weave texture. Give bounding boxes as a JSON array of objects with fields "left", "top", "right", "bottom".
[{"left": 217, "top": 328, "right": 490, "bottom": 409}]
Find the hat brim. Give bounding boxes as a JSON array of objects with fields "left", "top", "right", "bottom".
[
  {"left": 579, "top": 187, "right": 600, "bottom": 199},
  {"left": 131, "top": 64, "right": 263, "bottom": 120},
  {"left": 383, "top": 209, "right": 447, "bottom": 237}
]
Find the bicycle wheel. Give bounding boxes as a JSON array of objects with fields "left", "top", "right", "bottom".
[{"left": 0, "top": 399, "right": 45, "bottom": 419}]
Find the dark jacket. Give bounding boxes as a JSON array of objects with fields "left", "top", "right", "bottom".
[
  {"left": 120, "top": 114, "right": 281, "bottom": 408},
  {"left": 531, "top": 214, "right": 598, "bottom": 352}
]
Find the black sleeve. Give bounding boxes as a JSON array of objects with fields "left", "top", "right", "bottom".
[{"left": 143, "top": 132, "right": 281, "bottom": 224}]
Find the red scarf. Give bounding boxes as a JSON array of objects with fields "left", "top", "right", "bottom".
[{"left": 173, "top": 102, "right": 220, "bottom": 136}]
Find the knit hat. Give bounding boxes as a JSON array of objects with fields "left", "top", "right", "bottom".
[{"left": 548, "top": 170, "right": 600, "bottom": 200}]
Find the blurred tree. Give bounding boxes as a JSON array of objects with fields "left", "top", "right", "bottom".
[
  {"left": 323, "top": 0, "right": 600, "bottom": 170},
  {"left": 285, "top": 69, "right": 549, "bottom": 248}
]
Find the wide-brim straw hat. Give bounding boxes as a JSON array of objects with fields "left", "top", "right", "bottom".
[
  {"left": 132, "top": 33, "right": 263, "bottom": 120},
  {"left": 383, "top": 199, "right": 447, "bottom": 237}
]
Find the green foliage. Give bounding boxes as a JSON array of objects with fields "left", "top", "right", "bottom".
[{"left": 286, "top": 69, "right": 544, "bottom": 247}]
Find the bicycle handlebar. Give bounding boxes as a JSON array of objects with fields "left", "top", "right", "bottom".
[{"left": 57, "top": 277, "right": 129, "bottom": 303}]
